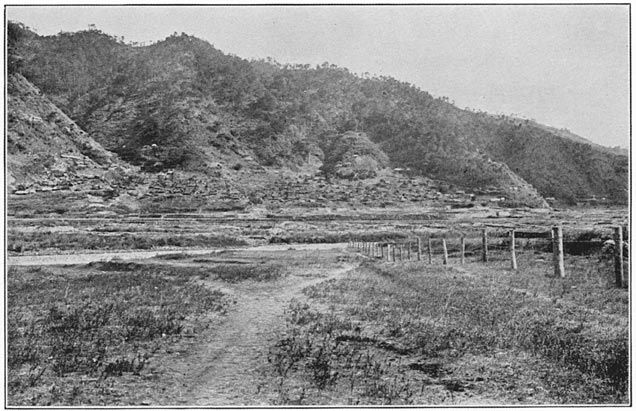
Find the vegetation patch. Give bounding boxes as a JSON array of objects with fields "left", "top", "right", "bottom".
[
  {"left": 265, "top": 251, "right": 628, "bottom": 405},
  {"left": 7, "top": 264, "right": 228, "bottom": 406},
  {"left": 7, "top": 231, "right": 246, "bottom": 253},
  {"left": 209, "top": 263, "right": 286, "bottom": 283},
  {"left": 269, "top": 230, "right": 409, "bottom": 244},
  {"left": 320, "top": 131, "right": 389, "bottom": 180}
]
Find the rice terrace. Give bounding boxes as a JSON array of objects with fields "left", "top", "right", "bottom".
[{"left": 5, "top": 5, "right": 631, "bottom": 407}]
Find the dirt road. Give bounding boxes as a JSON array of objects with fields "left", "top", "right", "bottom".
[
  {"left": 155, "top": 258, "right": 357, "bottom": 406},
  {"left": 6, "top": 243, "right": 349, "bottom": 266}
]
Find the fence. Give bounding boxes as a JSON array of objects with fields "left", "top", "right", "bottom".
[{"left": 348, "top": 225, "right": 629, "bottom": 288}]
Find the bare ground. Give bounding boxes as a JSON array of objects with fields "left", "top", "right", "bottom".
[{"left": 146, "top": 252, "right": 356, "bottom": 406}]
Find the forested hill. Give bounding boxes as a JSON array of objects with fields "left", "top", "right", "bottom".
[{"left": 8, "top": 22, "right": 629, "bottom": 205}]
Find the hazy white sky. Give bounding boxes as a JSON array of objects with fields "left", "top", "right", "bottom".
[{"left": 6, "top": 5, "right": 630, "bottom": 148}]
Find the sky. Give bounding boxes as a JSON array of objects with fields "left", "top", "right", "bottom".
[{"left": 6, "top": 5, "right": 631, "bottom": 149}]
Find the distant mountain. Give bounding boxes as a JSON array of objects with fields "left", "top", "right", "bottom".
[
  {"left": 525, "top": 121, "right": 629, "bottom": 157},
  {"left": 7, "top": 22, "right": 628, "bottom": 206}
]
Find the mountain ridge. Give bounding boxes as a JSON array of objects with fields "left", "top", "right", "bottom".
[{"left": 7, "top": 22, "right": 628, "bottom": 207}]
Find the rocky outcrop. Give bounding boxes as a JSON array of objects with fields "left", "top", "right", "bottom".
[{"left": 6, "top": 73, "right": 127, "bottom": 193}]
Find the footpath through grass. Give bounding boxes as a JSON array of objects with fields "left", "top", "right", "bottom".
[
  {"left": 7, "top": 259, "right": 285, "bottom": 406},
  {"left": 265, "top": 250, "right": 628, "bottom": 405}
]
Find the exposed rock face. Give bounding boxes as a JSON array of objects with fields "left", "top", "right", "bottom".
[
  {"left": 488, "top": 160, "right": 549, "bottom": 208},
  {"left": 6, "top": 73, "right": 122, "bottom": 192}
]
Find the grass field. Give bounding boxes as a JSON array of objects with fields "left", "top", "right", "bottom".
[
  {"left": 7, "top": 258, "right": 285, "bottom": 406},
  {"left": 264, "top": 249, "right": 629, "bottom": 405},
  {"left": 6, "top": 211, "right": 629, "bottom": 406}
]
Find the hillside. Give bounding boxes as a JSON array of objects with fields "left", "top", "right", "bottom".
[
  {"left": 7, "top": 22, "right": 629, "bottom": 206},
  {"left": 527, "top": 121, "right": 629, "bottom": 157},
  {"left": 7, "top": 72, "right": 121, "bottom": 192}
]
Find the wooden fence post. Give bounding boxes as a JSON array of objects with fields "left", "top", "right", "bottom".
[
  {"left": 614, "top": 226, "right": 625, "bottom": 287},
  {"left": 442, "top": 238, "right": 449, "bottom": 265},
  {"left": 391, "top": 244, "right": 396, "bottom": 262},
  {"left": 407, "top": 242, "right": 412, "bottom": 260},
  {"left": 381, "top": 244, "right": 385, "bottom": 260},
  {"left": 417, "top": 237, "right": 422, "bottom": 261},
  {"left": 481, "top": 229, "right": 488, "bottom": 262},
  {"left": 428, "top": 238, "right": 433, "bottom": 264},
  {"left": 398, "top": 244, "right": 403, "bottom": 261},
  {"left": 552, "top": 226, "right": 565, "bottom": 278},
  {"left": 460, "top": 235, "right": 465, "bottom": 265},
  {"left": 510, "top": 230, "right": 517, "bottom": 270}
]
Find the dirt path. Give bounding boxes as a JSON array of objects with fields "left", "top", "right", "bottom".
[
  {"left": 7, "top": 243, "right": 349, "bottom": 266},
  {"left": 158, "top": 260, "right": 357, "bottom": 406}
]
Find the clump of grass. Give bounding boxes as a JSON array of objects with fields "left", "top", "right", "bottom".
[
  {"left": 7, "top": 264, "right": 227, "bottom": 406},
  {"left": 212, "top": 263, "right": 285, "bottom": 283},
  {"left": 266, "top": 300, "right": 419, "bottom": 405},
  {"left": 86, "top": 260, "right": 144, "bottom": 271}
]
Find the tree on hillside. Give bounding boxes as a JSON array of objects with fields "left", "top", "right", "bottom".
[{"left": 7, "top": 21, "right": 32, "bottom": 74}]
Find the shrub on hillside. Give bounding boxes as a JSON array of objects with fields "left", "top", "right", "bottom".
[{"left": 320, "top": 131, "right": 388, "bottom": 180}]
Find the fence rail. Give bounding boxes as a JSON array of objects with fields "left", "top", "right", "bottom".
[{"left": 348, "top": 225, "right": 629, "bottom": 288}]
